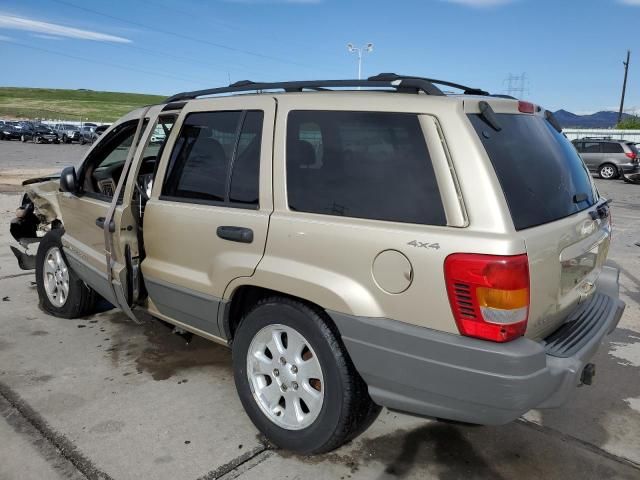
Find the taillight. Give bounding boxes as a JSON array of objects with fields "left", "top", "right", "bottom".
[
  {"left": 625, "top": 152, "right": 636, "bottom": 160},
  {"left": 518, "top": 101, "right": 535, "bottom": 114},
  {"left": 444, "top": 254, "right": 530, "bottom": 342}
]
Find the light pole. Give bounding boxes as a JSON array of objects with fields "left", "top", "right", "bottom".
[{"left": 347, "top": 42, "right": 374, "bottom": 80}]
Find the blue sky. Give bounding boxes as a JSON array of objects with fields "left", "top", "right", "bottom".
[{"left": 0, "top": 0, "right": 638, "bottom": 113}]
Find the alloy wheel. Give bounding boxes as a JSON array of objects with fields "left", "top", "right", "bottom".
[
  {"left": 246, "top": 324, "right": 324, "bottom": 430},
  {"left": 42, "top": 246, "right": 70, "bottom": 307}
]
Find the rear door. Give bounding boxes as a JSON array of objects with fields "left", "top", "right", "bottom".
[
  {"left": 141, "top": 97, "right": 275, "bottom": 338},
  {"left": 468, "top": 111, "right": 610, "bottom": 339}
]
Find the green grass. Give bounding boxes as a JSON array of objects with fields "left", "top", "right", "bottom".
[{"left": 0, "top": 87, "right": 166, "bottom": 122}]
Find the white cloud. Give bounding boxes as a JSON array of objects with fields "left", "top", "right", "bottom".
[
  {"left": 0, "top": 13, "right": 131, "bottom": 43},
  {"left": 619, "top": 0, "right": 640, "bottom": 5},
  {"left": 440, "top": 0, "right": 515, "bottom": 6},
  {"left": 0, "top": 34, "right": 12, "bottom": 41},
  {"left": 32, "top": 33, "right": 64, "bottom": 40}
]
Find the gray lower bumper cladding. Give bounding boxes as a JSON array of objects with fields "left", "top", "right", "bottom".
[{"left": 329, "top": 266, "right": 625, "bottom": 425}]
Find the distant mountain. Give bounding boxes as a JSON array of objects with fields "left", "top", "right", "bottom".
[{"left": 554, "top": 109, "right": 635, "bottom": 129}]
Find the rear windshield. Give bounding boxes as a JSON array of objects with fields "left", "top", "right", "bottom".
[
  {"left": 468, "top": 113, "right": 597, "bottom": 230},
  {"left": 627, "top": 143, "right": 638, "bottom": 154}
]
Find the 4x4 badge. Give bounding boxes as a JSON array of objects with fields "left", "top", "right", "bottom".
[{"left": 407, "top": 240, "right": 440, "bottom": 250}]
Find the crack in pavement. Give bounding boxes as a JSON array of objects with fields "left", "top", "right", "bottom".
[
  {"left": 0, "top": 381, "right": 114, "bottom": 480},
  {"left": 196, "top": 444, "right": 272, "bottom": 480},
  {"left": 0, "top": 394, "right": 87, "bottom": 480},
  {"left": 516, "top": 418, "right": 640, "bottom": 470},
  {"left": 0, "top": 272, "right": 34, "bottom": 281}
]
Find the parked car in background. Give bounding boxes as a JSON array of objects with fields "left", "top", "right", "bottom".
[
  {"left": 53, "top": 123, "right": 81, "bottom": 143},
  {"left": 20, "top": 124, "right": 60, "bottom": 144},
  {"left": 149, "top": 124, "right": 166, "bottom": 143},
  {"left": 95, "top": 124, "right": 110, "bottom": 136},
  {"left": 0, "top": 123, "right": 21, "bottom": 140},
  {"left": 572, "top": 137, "right": 640, "bottom": 179},
  {"left": 79, "top": 125, "right": 96, "bottom": 144}
]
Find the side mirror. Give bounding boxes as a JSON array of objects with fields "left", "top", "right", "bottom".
[{"left": 60, "top": 166, "right": 78, "bottom": 193}]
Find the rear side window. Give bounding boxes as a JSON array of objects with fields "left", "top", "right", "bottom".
[
  {"left": 162, "top": 110, "right": 262, "bottom": 207},
  {"left": 286, "top": 111, "right": 446, "bottom": 226},
  {"left": 582, "top": 142, "right": 601, "bottom": 153},
  {"left": 602, "top": 142, "right": 623, "bottom": 153},
  {"left": 469, "top": 113, "right": 597, "bottom": 231}
]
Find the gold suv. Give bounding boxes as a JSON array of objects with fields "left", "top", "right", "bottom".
[{"left": 10, "top": 74, "right": 625, "bottom": 454}]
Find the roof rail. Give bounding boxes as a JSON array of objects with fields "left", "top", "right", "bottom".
[
  {"left": 367, "top": 73, "right": 489, "bottom": 96},
  {"left": 165, "top": 74, "right": 450, "bottom": 102}
]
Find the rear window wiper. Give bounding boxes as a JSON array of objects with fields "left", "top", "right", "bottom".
[
  {"left": 573, "top": 193, "right": 588, "bottom": 203},
  {"left": 478, "top": 101, "right": 502, "bottom": 131},
  {"left": 545, "top": 110, "right": 563, "bottom": 133}
]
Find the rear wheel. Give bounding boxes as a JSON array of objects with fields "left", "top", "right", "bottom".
[
  {"left": 599, "top": 163, "right": 618, "bottom": 179},
  {"left": 36, "top": 230, "right": 97, "bottom": 318},
  {"left": 232, "top": 297, "right": 381, "bottom": 454}
]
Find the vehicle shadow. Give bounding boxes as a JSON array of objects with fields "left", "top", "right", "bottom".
[{"left": 361, "top": 423, "right": 506, "bottom": 480}]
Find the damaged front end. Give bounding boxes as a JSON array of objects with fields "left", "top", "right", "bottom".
[{"left": 10, "top": 178, "right": 62, "bottom": 270}]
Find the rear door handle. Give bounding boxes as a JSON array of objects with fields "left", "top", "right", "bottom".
[
  {"left": 216, "top": 226, "right": 253, "bottom": 243},
  {"left": 95, "top": 217, "right": 115, "bottom": 233}
]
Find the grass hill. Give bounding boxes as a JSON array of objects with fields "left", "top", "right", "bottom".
[{"left": 0, "top": 87, "right": 166, "bottom": 122}]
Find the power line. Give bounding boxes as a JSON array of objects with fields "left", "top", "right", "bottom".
[
  {"left": 51, "top": 0, "right": 316, "bottom": 70},
  {"left": 4, "top": 40, "right": 210, "bottom": 87}
]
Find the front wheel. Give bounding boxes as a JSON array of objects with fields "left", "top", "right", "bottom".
[
  {"left": 232, "top": 297, "right": 380, "bottom": 454},
  {"left": 36, "top": 230, "right": 97, "bottom": 318},
  {"left": 599, "top": 163, "right": 618, "bottom": 179}
]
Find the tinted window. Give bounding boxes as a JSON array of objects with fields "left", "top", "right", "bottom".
[
  {"left": 602, "top": 142, "right": 623, "bottom": 153},
  {"left": 229, "top": 111, "right": 263, "bottom": 205},
  {"left": 583, "top": 142, "right": 601, "bottom": 153},
  {"left": 287, "top": 111, "right": 446, "bottom": 226},
  {"left": 573, "top": 142, "right": 584, "bottom": 153},
  {"left": 163, "top": 111, "right": 242, "bottom": 201},
  {"left": 468, "top": 114, "right": 597, "bottom": 231},
  {"left": 162, "top": 110, "right": 263, "bottom": 207},
  {"left": 628, "top": 143, "right": 639, "bottom": 154}
]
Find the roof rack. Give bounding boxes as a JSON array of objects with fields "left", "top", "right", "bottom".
[{"left": 165, "top": 73, "right": 491, "bottom": 103}]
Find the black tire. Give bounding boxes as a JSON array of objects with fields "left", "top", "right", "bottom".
[
  {"left": 62, "top": 134, "right": 67, "bottom": 143},
  {"left": 599, "top": 163, "right": 619, "bottom": 179},
  {"left": 232, "top": 297, "right": 381, "bottom": 454},
  {"left": 36, "top": 229, "right": 97, "bottom": 318},
  {"left": 80, "top": 138, "right": 86, "bottom": 145}
]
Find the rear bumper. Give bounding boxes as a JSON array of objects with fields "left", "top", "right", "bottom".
[
  {"left": 329, "top": 266, "right": 624, "bottom": 425},
  {"left": 618, "top": 162, "right": 640, "bottom": 174}
]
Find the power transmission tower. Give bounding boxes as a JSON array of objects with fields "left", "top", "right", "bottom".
[
  {"left": 618, "top": 50, "right": 631, "bottom": 124},
  {"left": 503, "top": 73, "right": 529, "bottom": 99}
]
